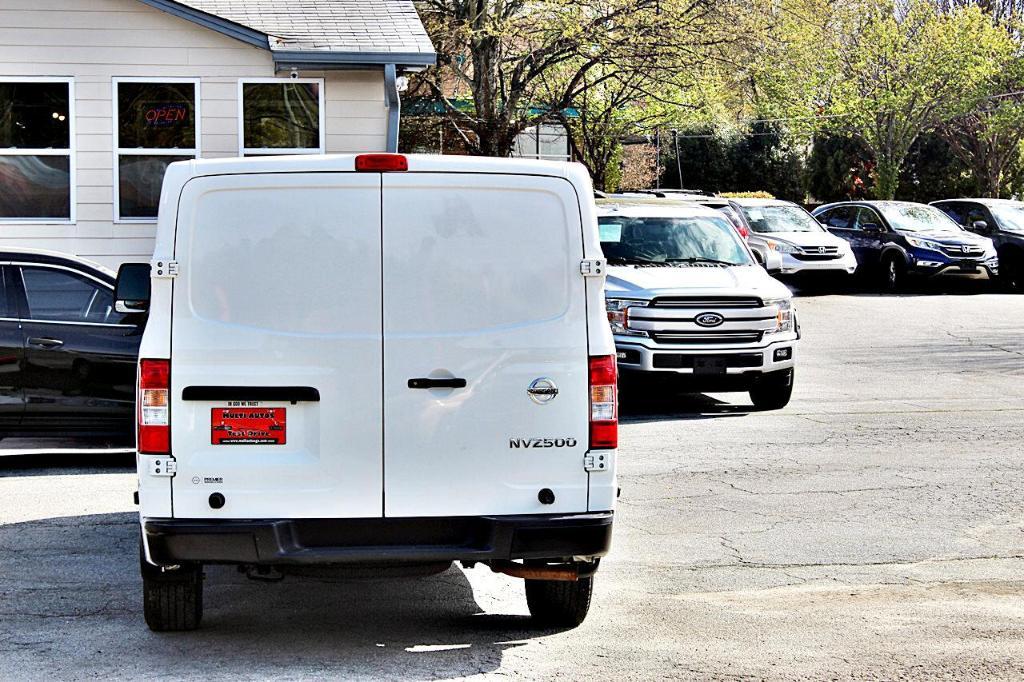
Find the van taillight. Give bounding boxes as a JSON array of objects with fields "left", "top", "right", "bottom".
[
  {"left": 355, "top": 154, "right": 408, "bottom": 172},
  {"left": 139, "top": 359, "right": 170, "bottom": 454},
  {"left": 589, "top": 355, "right": 618, "bottom": 449}
]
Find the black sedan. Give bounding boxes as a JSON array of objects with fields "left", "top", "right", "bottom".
[
  {"left": 931, "top": 198, "right": 1024, "bottom": 291},
  {"left": 0, "top": 250, "right": 143, "bottom": 438}
]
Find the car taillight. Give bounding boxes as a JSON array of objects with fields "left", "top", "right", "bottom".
[
  {"left": 589, "top": 355, "right": 618, "bottom": 449},
  {"left": 139, "top": 359, "right": 170, "bottom": 454},
  {"left": 355, "top": 153, "right": 408, "bottom": 172},
  {"left": 737, "top": 224, "right": 750, "bottom": 239}
]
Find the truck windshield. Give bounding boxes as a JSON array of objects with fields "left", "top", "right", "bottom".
[
  {"left": 989, "top": 204, "right": 1024, "bottom": 234},
  {"left": 878, "top": 203, "right": 963, "bottom": 234},
  {"left": 598, "top": 215, "right": 753, "bottom": 266},
  {"left": 741, "top": 204, "right": 822, "bottom": 233}
]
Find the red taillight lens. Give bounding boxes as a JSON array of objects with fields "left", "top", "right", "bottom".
[
  {"left": 355, "top": 153, "right": 408, "bottom": 172},
  {"left": 738, "top": 225, "right": 750, "bottom": 239},
  {"left": 589, "top": 355, "right": 618, "bottom": 449},
  {"left": 139, "top": 359, "right": 170, "bottom": 454}
]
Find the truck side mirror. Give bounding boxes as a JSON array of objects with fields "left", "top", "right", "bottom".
[
  {"left": 114, "top": 262, "right": 152, "bottom": 314},
  {"left": 972, "top": 220, "right": 990, "bottom": 233}
]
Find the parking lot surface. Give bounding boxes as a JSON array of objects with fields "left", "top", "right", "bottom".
[{"left": 1, "top": 289, "right": 1023, "bottom": 680}]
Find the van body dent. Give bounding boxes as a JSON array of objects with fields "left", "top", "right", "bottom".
[{"left": 128, "top": 153, "right": 617, "bottom": 631}]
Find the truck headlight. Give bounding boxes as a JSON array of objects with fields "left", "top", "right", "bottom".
[
  {"left": 764, "top": 298, "right": 794, "bottom": 334},
  {"left": 768, "top": 240, "right": 801, "bottom": 254},
  {"left": 605, "top": 298, "right": 646, "bottom": 336}
]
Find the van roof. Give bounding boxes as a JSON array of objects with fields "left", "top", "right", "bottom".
[{"left": 167, "top": 153, "right": 585, "bottom": 180}]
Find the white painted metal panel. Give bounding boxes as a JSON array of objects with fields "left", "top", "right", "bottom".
[
  {"left": 168, "top": 173, "right": 384, "bottom": 519},
  {"left": 381, "top": 173, "right": 591, "bottom": 517}
]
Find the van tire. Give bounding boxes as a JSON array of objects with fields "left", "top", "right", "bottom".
[
  {"left": 525, "top": 576, "right": 593, "bottom": 627},
  {"left": 749, "top": 369, "right": 794, "bottom": 410},
  {"left": 140, "top": 541, "right": 204, "bottom": 631}
]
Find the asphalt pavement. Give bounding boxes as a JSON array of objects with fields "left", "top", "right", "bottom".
[{"left": 1, "top": 286, "right": 1022, "bottom": 680}]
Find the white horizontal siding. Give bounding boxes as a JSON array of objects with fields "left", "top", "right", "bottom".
[{"left": 0, "top": 0, "right": 389, "bottom": 266}]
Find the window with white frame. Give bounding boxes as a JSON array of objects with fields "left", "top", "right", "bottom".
[
  {"left": 239, "top": 79, "right": 324, "bottom": 156},
  {"left": 114, "top": 78, "right": 199, "bottom": 221},
  {"left": 0, "top": 78, "right": 74, "bottom": 222}
]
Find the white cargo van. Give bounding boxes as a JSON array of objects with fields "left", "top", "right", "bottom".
[{"left": 115, "top": 153, "right": 617, "bottom": 631}]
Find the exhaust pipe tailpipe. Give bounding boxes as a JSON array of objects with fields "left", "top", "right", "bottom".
[{"left": 489, "top": 561, "right": 580, "bottom": 582}]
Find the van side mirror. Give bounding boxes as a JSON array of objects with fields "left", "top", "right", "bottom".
[
  {"left": 972, "top": 220, "right": 990, "bottom": 233},
  {"left": 114, "top": 263, "right": 151, "bottom": 314}
]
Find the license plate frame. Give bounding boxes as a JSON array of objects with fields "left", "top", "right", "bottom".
[
  {"left": 958, "top": 261, "right": 979, "bottom": 273},
  {"left": 211, "top": 407, "right": 287, "bottom": 445}
]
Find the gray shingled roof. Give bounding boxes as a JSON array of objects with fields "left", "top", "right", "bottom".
[{"left": 139, "top": 0, "right": 435, "bottom": 66}]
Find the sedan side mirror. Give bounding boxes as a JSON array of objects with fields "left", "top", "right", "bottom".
[
  {"left": 114, "top": 262, "right": 151, "bottom": 314},
  {"left": 972, "top": 220, "right": 990, "bottom": 233},
  {"left": 861, "top": 222, "right": 881, "bottom": 234}
]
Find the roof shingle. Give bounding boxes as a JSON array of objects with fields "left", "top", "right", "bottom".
[{"left": 163, "top": 0, "right": 434, "bottom": 56}]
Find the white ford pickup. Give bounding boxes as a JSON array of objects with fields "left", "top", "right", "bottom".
[{"left": 597, "top": 199, "right": 799, "bottom": 409}]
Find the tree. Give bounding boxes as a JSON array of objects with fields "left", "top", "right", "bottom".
[
  {"left": 413, "top": 0, "right": 737, "bottom": 157},
  {"left": 827, "top": 0, "right": 1014, "bottom": 198}
]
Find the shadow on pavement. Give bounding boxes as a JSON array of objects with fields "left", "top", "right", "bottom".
[
  {"left": 0, "top": 512, "right": 566, "bottom": 679},
  {"left": 0, "top": 450, "right": 134, "bottom": 473},
  {"left": 620, "top": 390, "right": 752, "bottom": 423}
]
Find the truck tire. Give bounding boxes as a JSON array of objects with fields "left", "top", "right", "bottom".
[
  {"left": 525, "top": 576, "right": 593, "bottom": 627},
  {"left": 140, "top": 539, "right": 203, "bottom": 631},
  {"left": 749, "top": 369, "right": 794, "bottom": 410}
]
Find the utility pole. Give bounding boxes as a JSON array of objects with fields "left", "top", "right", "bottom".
[{"left": 655, "top": 128, "right": 661, "bottom": 190}]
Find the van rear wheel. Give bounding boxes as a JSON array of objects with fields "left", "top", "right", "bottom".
[
  {"left": 525, "top": 576, "right": 593, "bottom": 627},
  {"left": 140, "top": 539, "right": 204, "bottom": 632}
]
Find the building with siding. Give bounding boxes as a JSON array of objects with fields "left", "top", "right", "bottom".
[{"left": 0, "top": 0, "right": 435, "bottom": 268}]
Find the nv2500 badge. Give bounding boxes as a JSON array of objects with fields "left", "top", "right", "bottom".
[{"left": 509, "top": 437, "right": 579, "bottom": 448}]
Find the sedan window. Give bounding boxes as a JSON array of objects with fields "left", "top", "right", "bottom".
[
  {"left": 986, "top": 205, "right": 1024, "bottom": 233},
  {"left": 21, "top": 267, "right": 122, "bottom": 324}
]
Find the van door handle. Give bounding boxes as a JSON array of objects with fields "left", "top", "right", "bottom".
[
  {"left": 28, "top": 337, "right": 64, "bottom": 348},
  {"left": 408, "top": 377, "right": 467, "bottom": 389}
]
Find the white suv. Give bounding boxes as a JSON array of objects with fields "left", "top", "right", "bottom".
[
  {"left": 732, "top": 198, "right": 857, "bottom": 277},
  {"left": 116, "top": 154, "right": 617, "bottom": 631},
  {"left": 597, "top": 199, "right": 798, "bottom": 409}
]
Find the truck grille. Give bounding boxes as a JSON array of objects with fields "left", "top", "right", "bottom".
[
  {"left": 649, "top": 331, "right": 764, "bottom": 345},
  {"left": 630, "top": 296, "right": 776, "bottom": 347}
]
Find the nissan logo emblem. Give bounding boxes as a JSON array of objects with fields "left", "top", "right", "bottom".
[{"left": 695, "top": 312, "right": 725, "bottom": 328}]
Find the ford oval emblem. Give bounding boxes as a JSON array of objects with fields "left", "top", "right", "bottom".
[{"left": 695, "top": 312, "right": 725, "bottom": 327}]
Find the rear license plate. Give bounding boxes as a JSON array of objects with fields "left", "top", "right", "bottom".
[
  {"left": 211, "top": 407, "right": 286, "bottom": 445},
  {"left": 693, "top": 356, "right": 728, "bottom": 375}
]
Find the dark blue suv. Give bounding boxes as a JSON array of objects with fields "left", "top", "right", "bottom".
[{"left": 811, "top": 201, "right": 999, "bottom": 290}]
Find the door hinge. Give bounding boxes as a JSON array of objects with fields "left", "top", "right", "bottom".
[
  {"left": 148, "top": 458, "right": 177, "bottom": 477},
  {"left": 584, "top": 453, "right": 609, "bottom": 472},
  {"left": 151, "top": 259, "right": 179, "bottom": 278},
  {"left": 580, "top": 258, "right": 606, "bottom": 277}
]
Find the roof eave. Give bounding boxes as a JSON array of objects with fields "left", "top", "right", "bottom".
[
  {"left": 135, "top": 0, "right": 268, "bottom": 48},
  {"left": 272, "top": 50, "right": 437, "bottom": 72}
]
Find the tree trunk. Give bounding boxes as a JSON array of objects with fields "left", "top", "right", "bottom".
[{"left": 872, "top": 155, "right": 901, "bottom": 200}]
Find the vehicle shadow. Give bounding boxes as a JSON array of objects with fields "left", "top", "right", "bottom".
[
  {"left": 0, "top": 449, "right": 134, "bottom": 473},
  {"left": 620, "top": 389, "right": 751, "bottom": 423},
  {"left": 0, "top": 512, "right": 567, "bottom": 680},
  {"left": 787, "top": 275, "right": 1000, "bottom": 298}
]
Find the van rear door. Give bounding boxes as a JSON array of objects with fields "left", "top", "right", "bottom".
[
  {"left": 381, "top": 173, "right": 590, "bottom": 517},
  {"left": 169, "top": 173, "right": 383, "bottom": 518}
]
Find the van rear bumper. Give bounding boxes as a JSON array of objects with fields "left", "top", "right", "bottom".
[{"left": 143, "top": 512, "right": 613, "bottom": 567}]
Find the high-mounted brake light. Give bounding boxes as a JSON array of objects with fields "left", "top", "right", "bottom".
[
  {"left": 139, "top": 359, "right": 170, "bottom": 454},
  {"left": 589, "top": 355, "right": 618, "bottom": 449},
  {"left": 355, "top": 153, "right": 408, "bottom": 172}
]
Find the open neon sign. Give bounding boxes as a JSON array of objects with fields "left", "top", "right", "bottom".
[{"left": 145, "top": 104, "right": 189, "bottom": 126}]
